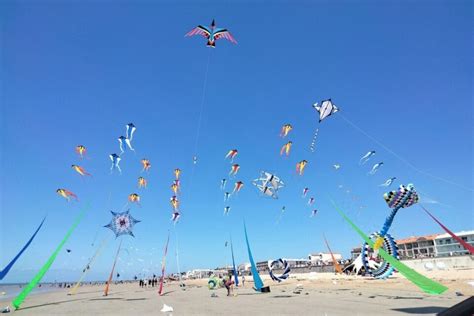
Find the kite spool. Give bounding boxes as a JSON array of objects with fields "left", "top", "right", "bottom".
[
  {"left": 268, "top": 258, "right": 290, "bottom": 282},
  {"left": 361, "top": 232, "right": 399, "bottom": 279}
]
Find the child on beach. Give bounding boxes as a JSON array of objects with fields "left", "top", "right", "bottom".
[{"left": 224, "top": 276, "right": 234, "bottom": 296}]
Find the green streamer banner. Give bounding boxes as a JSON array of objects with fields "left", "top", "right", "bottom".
[
  {"left": 330, "top": 200, "right": 448, "bottom": 295},
  {"left": 12, "top": 206, "right": 88, "bottom": 309}
]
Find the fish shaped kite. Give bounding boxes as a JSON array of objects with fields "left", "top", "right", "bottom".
[
  {"left": 104, "top": 210, "right": 140, "bottom": 238},
  {"left": 138, "top": 177, "right": 147, "bottom": 188},
  {"left": 185, "top": 19, "right": 237, "bottom": 47},
  {"left": 296, "top": 160, "right": 308, "bottom": 175},
  {"left": 369, "top": 162, "right": 384, "bottom": 175},
  {"left": 126, "top": 123, "right": 136, "bottom": 142},
  {"left": 171, "top": 183, "right": 179, "bottom": 195},
  {"left": 170, "top": 196, "right": 179, "bottom": 210},
  {"left": 221, "top": 179, "right": 227, "bottom": 190},
  {"left": 224, "top": 206, "right": 230, "bottom": 215},
  {"left": 171, "top": 211, "right": 180, "bottom": 223},
  {"left": 128, "top": 193, "right": 141, "bottom": 205},
  {"left": 280, "top": 124, "right": 293, "bottom": 137},
  {"left": 225, "top": 149, "right": 238, "bottom": 162},
  {"left": 380, "top": 177, "right": 396, "bottom": 187},
  {"left": 280, "top": 141, "right": 292, "bottom": 157},
  {"left": 310, "top": 209, "right": 318, "bottom": 217},
  {"left": 75, "top": 145, "right": 87, "bottom": 159},
  {"left": 224, "top": 192, "right": 231, "bottom": 201},
  {"left": 174, "top": 168, "right": 181, "bottom": 180},
  {"left": 360, "top": 151, "right": 376, "bottom": 165},
  {"left": 229, "top": 164, "right": 240, "bottom": 176},
  {"left": 302, "top": 187, "right": 309, "bottom": 198},
  {"left": 57, "top": 189, "right": 78, "bottom": 201},
  {"left": 141, "top": 159, "right": 151, "bottom": 172},
  {"left": 109, "top": 153, "right": 122, "bottom": 174},
  {"left": 71, "top": 165, "right": 92, "bottom": 177},
  {"left": 233, "top": 181, "right": 244, "bottom": 194},
  {"left": 118, "top": 136, "right": 134, "bottom": 154},
  {"left": 308, "top": 197, "right": 315, "bottom": 206}
]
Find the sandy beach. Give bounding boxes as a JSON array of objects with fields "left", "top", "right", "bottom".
[{"left": 1, "top": 270, "right": 472, "bottom": 315}]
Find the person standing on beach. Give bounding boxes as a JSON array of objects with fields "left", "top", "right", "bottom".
[
  {"left": 224, "top": 275, "right": 234, "bottom": 296},
  {"left": 242, "top": 275, "right": 245, "bottom": 287}
]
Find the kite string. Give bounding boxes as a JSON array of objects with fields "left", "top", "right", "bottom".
[{"left": 337, "top": 112, "right": 473, "bottom": 192}]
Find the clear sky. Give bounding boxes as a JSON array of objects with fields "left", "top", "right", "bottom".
[{"left": 1, "top": 1, "right": 472, "bottom": 283}]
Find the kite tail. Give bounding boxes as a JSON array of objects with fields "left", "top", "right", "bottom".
[
  {"left": 244, "top": 222, "right": 264, "bottom": 291},
  {"left": 230, "top": 236, "right": 239, "bottom": 286},
  {"left": 421, "top": 206, "right": 474, "bottom": 255},
  {"left": 159, "top": 232, "right": 170, "bottom": 296},
  {"left": 69, "top": 238, "right": 108, "bottom": 295},
  {"left": 323, "top": 234, "right": 343, "bottom": 274},
  {"left": 330, "top": 199, "right": 447, "bottom": 295},
  {"left": 104, "top": 239, "right": 122, "bottom": 296},
  {"left": 12, "top": 206, "right": 88, "bottom": 309},
  {"left": 0, "top": 217, "right": 46, "bottom": 281}
]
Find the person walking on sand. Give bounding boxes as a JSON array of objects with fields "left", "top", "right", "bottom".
[
  {"left": 224, "top": 275, "right": 234, "bottom": 296},
  {"left": 242, "top": 275, "right": 245, "bottom": 287}
]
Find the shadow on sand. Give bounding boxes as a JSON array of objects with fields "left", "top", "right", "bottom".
[
  {"left": 391, "top": 306, "right": 446, "bottom": 314},
  {"left": 16, "top": 298, "right": 86, "bottom": 311}
]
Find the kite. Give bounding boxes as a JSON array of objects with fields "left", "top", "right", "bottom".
[
  {"left": 225, "top": 149, "right": 238, "bottom": 162},
  {"left": 310, "top": 209, "right": 318, "bottom": 217},
  {"left": 233, "top": 181, "right": 244, "bottom": 194},
  {"left": 128, "top": 193, "right": 141, "bottom": 205},
  {"left": 330, "top": 199, "right": 448, "bottom": 295},
  {"left": 224, "top": 206, "right": 230, "bottom": 215},
  {"left": 170, "top": 196, "right": 179, "bottom": 210},
  {"left": 252, "top": 171, "right": 284, "bottom": 199},
  {"left": 296, "top": 160, "right": 308, "bottom": 175},
  {"left": 57, "top": 189, "right": 78, "bottom": 202},
  {"left": 361, "top": 232, "right": 399, "bottom": 279},
  {"left": 276, "top": 206, "right": 286, "bottom": 225},
  {"left": 280, "top": 141, "right": 292, "bottom": 157},
  {"left": 0, "top": 217, "right": 46, "bottom": 281},
  {"left": 280, "top": 124, "right": 293, "bottom": 138},
  {"left": 141, "top": 159, "right": 151, "bottom": 172},
  {"left": 158, "top": 232, "right": 170, "bottom": 295},
  {"left": 369, "top": 162, "right": 383, "bottom": 175},
  {"left": 269, "top": 258, "right": 290, "bottom": 282},
  {"left": 66, "top": 249, "right": 71, "bottom": 253},
  {"left": 171, "top": 211, "right": 180, "bottom": 223},
  {"left": 308, "top": 197, "right": 315, "bottom": 206},
  {"left": 333, "top": 164, "right": 341, "bottom": 170},
  {"left": 126, "top": 123, "right": 136, "bottom": 142},
  {"left": 373, "top": 184, "right": 419, "bottom": 252},
  {"left": 109, "top": 153, "right": 122, "bottom": 174},
  {"left": 71, "top": 165, "right": 92, "bottom": 177},
  {"left": 380, "top": 177, "right": 396, "bottom": 187},
  {"left": 173, "top": 179, "right": 181, "bottom": 189},
  {"left": 360, "top": 151, "right": 376, "bottom": 165},
  {"left": 174, "top": 168, "right": 181, "bottom": 180},
  {"left": 104, "top": 239, "right": 123, "bottom": 296},
  {"left": 193, "top": 156, "right": 197, "bottom": 164},
  {"left": 185, "top": 19, "right": 237, "bottom": 47},
  {"left": 229, "top": 237, "right": 239, "bottom": 286},
  {"left": 323, "top": 235, "right": 343, "bottom": 274},
  {"left": 138, "top": 177, "right": 147, "bottom": 188},
  {"left": 171, "top": 183, "right": 179, "bottom": 195},
  {"left": 224, "top": 192, "right": 231, "bottom": 201},
  {"left": 244, "top": 223, "right": 265, "bottom": 292},
  {"left": 104, "top": 210, "right": 140, "bottom": 238},
  {"left": 309, "top": 128, "right": 319, "bottom": 153},
  {"left": 421, "top": 206, "right": 474, "bottom": 255},
  {"left": 229, "top": 164, "right": 240, "bottom": 176},
  {"left": 118, "top": 136, "right": 134, "bottom": 154},
  {"left": 221, "top": 179, "right": 227, "bottom": 190},
  {"left": 12, "top": 205, "right": 88, "bottom": 309},
  {"left": 302, "top": 187, "right": 309, "bottom": 198},
  {"left": 75, "top": 145, "right": 87, "bottom": 159},
  {"left": 313, "top": 99, "right": 339, "bottom": 122}
]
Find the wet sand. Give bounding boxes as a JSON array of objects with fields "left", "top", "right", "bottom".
[{"left": 1, "top": 271, "right": 472, "bottom": 315}]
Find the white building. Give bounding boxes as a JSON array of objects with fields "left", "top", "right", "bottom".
[
  {"left": 435, "top": 230, "right": 474, "bottom": 257},
  {"left": 185, "top": 269, "right": 214, "bottom": 279},
  {"left": 308, "top": 252, "right": 342, "bottom": 265}
]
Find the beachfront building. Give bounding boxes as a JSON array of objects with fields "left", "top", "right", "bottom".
[
  {"left": 308, "top": 253, "right": 342, "bottom": 265},
  {"left": 435, "top": 230, "right": 474, "bottom": 257},
  {"left": 350, "top": 247, "right": 362, "bottom": 260},
  {"left": 396, "top": 234, "right": 439, "bottom": 259},
  {"left": 185, "top": 269, "right": 214, "bottom": 279}
]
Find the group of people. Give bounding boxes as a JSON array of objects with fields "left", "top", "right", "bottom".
[{"left": 138, "top": 276, "right": 159, "bottom": 288}]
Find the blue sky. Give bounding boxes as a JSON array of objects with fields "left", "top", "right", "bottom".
[{"left": 1, "top": 1, "right": 472, "bottom": 283}]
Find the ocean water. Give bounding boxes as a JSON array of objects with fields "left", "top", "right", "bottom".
[{"left": 0, "top": 283, "right": 65, "bottom": 301}]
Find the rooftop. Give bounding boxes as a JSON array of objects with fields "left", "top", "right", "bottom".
[{"left": 396, "top": 234, "right": 440, "bottom": 244}]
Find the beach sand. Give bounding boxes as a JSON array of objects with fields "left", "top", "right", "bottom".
[{"left": 1, "top": 270, "right": 472, "bottom": 315}]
